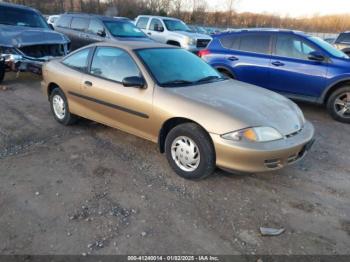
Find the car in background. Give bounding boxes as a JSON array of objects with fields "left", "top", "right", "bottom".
[
  {"left": 47, "top": 15, "right": 60, "bottom": 25},
  {"left": 324, "top": 37, "right": 336, "bottom": 44},
  {"left": 188, "top": 25, "right": 209, "bottom": 35},
  {"left": 0, "top": 2, "right": 70, "bottom": 83},
  {"left": 54, "top": 13, "right": 150, "bottom": 51},
  {"left": 41, "top": 41, "right": 314, "bottom": 179},
  {"left": 333, "top": 32, "right": 350, "bottom": 56},
  {"left": 200, "top": 29, "right": 350, "bottom": 123},
  {"left": 134, "top": 15, "right": 212, "bottom": 52}
]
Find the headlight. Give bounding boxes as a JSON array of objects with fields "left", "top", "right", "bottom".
[
  {"left": 184, "top": 36, "right": 196, "bottom": 46},
  {"left": 222, "top": 127, "right": 283, "bottom": 142}
]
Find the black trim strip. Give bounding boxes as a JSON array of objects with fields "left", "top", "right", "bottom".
[{"left": 68, "top": 91, "right": 149, "bottom": 119}]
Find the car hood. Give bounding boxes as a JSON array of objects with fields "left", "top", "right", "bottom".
[
  {"left": 162, "top": 80, "right": 305, "bottom": 136},
  {"left": 0, "top": 25, "right": 69, "bottom": 47},
  {"left": 172, "top": 31, "right": 211, "bottom": 39}
]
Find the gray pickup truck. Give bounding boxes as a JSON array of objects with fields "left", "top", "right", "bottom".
[
  {"left": 135, "top": 15, "right": 212, "bottom": 52},
  {"left": 0, "top": 2, "right": 70, "bottom": 83}
]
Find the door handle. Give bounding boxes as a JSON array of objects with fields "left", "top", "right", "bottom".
[
  {"left": 228, "top": 56, "right": 239, "bottom": 61},
  {"left": 84, "top": 81, "right": 93, "bottom": 87},
  {"left": 272, "top": 61, "right": 285, "bottom": 67},
  {"left": 147, "top": 32, "right": 152, "bottom": 35}
]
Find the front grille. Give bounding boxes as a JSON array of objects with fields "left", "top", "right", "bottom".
[
  {"left": 285, "top": 127, "right": 303, "bottom": 139},
  {"left": 197, "top": 39, "right": 211, "bottom": 48},
  {"left": 19, "top": 44, "right": 66, "bottom": 59}
]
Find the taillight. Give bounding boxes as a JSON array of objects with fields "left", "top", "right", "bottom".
[{"left": 198, "top": 49, "right": 210, "bottom": 58}]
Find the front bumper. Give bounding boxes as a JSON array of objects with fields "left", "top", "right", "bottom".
[
  {"left": 211, "top": 121, "right": 315, "bottom": 173},
  {"left": 1, "top": 53, "right": 48, "bottom": 75}
]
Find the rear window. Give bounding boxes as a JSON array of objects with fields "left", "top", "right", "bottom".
[
  {"left": 56, "top": 16, "right": 72, "bottom": 28},
  {"left": 71, "top": 17, "right": 89, "bottom": 31},
  {"left": 136, "top": 17, "right": 149, "bottom": 29},
  {"left": 220, "top": 35, "right": 240, "bottom": 50},
  {"left": 336, "top": 33, "right": 350, "bottom": 43},
  {"left": 239, "top": 34, "right": 271, "bottom": 54}
]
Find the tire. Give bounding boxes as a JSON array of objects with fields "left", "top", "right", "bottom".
[
  {"left": 167, "top": 41, "right": 181, "bottom": 47},
  {"left": 326, "top": 86, "right": 350, "bottom": 123},
  {"left": 49, "top": 88, "right": 78, "bottom": 125},
  {"left": 0, "top": 58, "right": 5, "bottom": 84},
  {"left": 165, "top": 123, "right": 216, "bottom": 180}
]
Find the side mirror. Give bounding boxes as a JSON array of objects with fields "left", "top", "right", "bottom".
[
  {"left": 122, "top": 76, "right": 146, "bottom": 88},
  {"left": 308, "top": 51, "right": 326, "bottom": 62},
  {"left": 97, "top": 30, "right": 106, "bottom": 37},
  {"left": 48, "top": 24, "right": 54, "bottom": 30},
  {"left": 155, "top": 24, "right": 164, "bottom": 32}
]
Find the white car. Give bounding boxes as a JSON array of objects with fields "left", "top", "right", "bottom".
[
  {"left": 47, "top": 15, "right": 60, "bottom": 25},
  {"left": 134, "top": 15, "right": 212, "bottom": 52}
]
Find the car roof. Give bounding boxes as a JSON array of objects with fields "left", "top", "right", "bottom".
[
  {"left": 217, "top": 28, "right": 308, "bottom": 37},
  {"left": 137, "top": 15, "right": 180, "bottom": 21},
  {"left": 0, "top": 2, "right": 39, "bottom": 13},
  {"left": 61, "top": 13, "right": 129, "bottom": 22},
  {"left": 85, "top": 41, "right": 176, "bottom": 51}
]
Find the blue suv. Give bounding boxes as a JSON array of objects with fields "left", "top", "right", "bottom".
[{"left": 200, "top": 29, "right": 350, "bottom": 123}]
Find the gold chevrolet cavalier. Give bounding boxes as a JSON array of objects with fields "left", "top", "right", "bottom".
[{"left": 41, "top": 42, "right": 315, "bottom": 179}]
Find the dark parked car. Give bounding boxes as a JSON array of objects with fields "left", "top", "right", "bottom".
[
  {"left": 200, "top": 29, "right": 350, "bottom": 123},
  {"left": 54, "top": 13, "right": 150, "bottom": 51},
  {"left": 333, "top": 32, "right": 350, "bottom": 56},
  {"left": 0, "top": 2, "right": 70, "bottom": 83}
]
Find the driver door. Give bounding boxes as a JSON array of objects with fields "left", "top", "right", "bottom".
[
  {"left": 79, "top": 47, "right": 154, "bottom": 140},
  {"left": 147, "top": 18, "right": 166, "bottom": 43}
]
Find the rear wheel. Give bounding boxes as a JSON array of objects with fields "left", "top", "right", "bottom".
[
  {"left": 50, "top": 88, "right": 78, "bottom": 125},
  {"left": 165, "top": 123, "right": 216, "bottom": 180},
  {"left": 326, "top": 86, "right": 350, "bottom": 123}
]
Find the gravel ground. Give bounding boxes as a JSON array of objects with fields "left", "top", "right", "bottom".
[{"left": 0, "top": 73, "right": 349, "bottom": 255}]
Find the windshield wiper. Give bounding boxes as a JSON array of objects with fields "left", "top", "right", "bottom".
[
  {"left": 196, "top": 76, "right": 222, "bottom": 83},
  {"left": 161, "top": 80, "right": 194, "bottom": 86}
]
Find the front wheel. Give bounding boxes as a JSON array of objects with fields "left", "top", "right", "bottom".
[
  {"left": 165, "top": 123, "right": 216, "bottom": 180},
  {"left": 50, "top": 88, "right": 78, "bottom": 125},
  {"left": 327, "top": 86, "right": 350, "bottom": 123}
]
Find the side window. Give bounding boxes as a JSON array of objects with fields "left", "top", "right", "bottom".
[
  {"left": 220, "top": 35, "right": 240, "bottom": 50},
  {"left": 136, "top": 17, "right": 149, "bottom": 29},
  {"left": 56, "top": 16, "right": 72, "bottom": 28},
  {"left": 71, "top": 17, "right": 89, "bottom": 32},
  {"left": 336, "top": 33, "right": 350, "bottom": 43},
  {"left": 87, "top": 19, "right": 105, "bottom": 35},
  {"left": 90, "top": 47, "right": 141, "bottom": 82},
  {"left": 62, "top": 48, "right": 90, "bottom": 71},
  {"left": 239, "top": 34, "right": 271, "bottom": 54},
  {"left": 149, "top": 18, "right": 163, "bottom": 31},
  {"left": 275, "top": 35, "right": 316, "bottom": 60}
]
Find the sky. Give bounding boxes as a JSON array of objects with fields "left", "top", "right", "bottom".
[{"left": 208, "top": 0, "right": 350, "bottom": 17}]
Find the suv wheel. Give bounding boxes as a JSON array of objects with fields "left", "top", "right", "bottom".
[
  {"left": 50, "top": 88, "right": 78, "bottom": 125},
  {"left": 165, "top": 123, "right": 216, "bottom": 180},
  {"left": 327, "top": 86, "right": 350, "bottom": 123}
]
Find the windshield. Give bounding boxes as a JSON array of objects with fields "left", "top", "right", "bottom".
[
  {"left": 137, "top": 48, "right": 223, "bottom": 87},
  {"left": 0, "top": 6, "right": 49, "bottom": 29},
  {"left": 163, "top": 19, "right": 191, "bottom": 32},
  {"left": 310, "top": 36, "right": 349, "bottom": 59},
  {"left": 104, "top": 21, "right": 146, "bottom": 38}
]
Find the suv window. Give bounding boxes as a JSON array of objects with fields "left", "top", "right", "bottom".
[
  {"left": 275, "top": 34, "right": 316, "bottom": 60},
  {"left": 239, "top": 33, "right": 271, "bottom": 54},
  {"left": 62, "top": 48, "right": 91, "bottom": 71},
  {"left": 336, "top": 33, "right": 350, "bottom": 43},
  {"left": 149, "top": 18, "right": 163, "bottom": 31},
  {"left": 56, "top": 16, "right": 72, "bottom": 28},
  {"left": 220, "top": 35, "right": 240, "bottom": 50},
  {"left": 136, "top": 17, "right": 149, "bottom": 29},
  {"left": 87, "top": 19, "right": 105, "bottom": 35},
  {"left": 90, "top": 47, "right": 141, "bottom": 83},
  {"left": 71, "top": 17, "right": 89, "bottom": 31}
]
